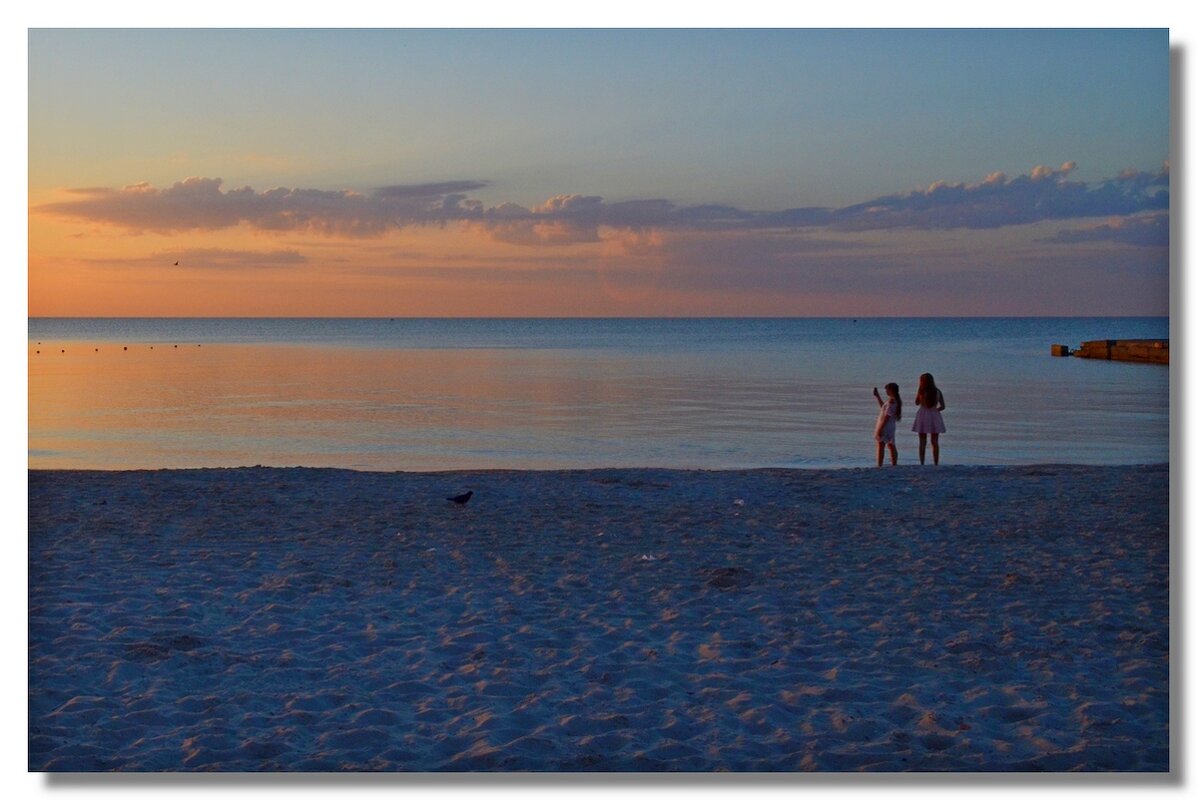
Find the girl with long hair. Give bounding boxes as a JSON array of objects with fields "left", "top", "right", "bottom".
[{"left": 912, "top": 372, "right": 947, "bottom": 465}]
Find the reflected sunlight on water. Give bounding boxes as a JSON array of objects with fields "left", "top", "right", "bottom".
[{"left": 28, "top": 318, "right": 1169, "bottom": 469}]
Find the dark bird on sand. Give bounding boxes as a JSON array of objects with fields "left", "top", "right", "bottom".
[
  {"left": 174, "top": 261, "right": 179, "bottom": 266},
  {"left": 447, "top": 491, "right": 473, "bottom": 505}
]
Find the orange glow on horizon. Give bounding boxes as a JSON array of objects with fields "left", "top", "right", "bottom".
[
  {"left": 31, "top": 186, "right": 1161, "bottom": 318},
  {"left": 29, "top": 207, "right": 895, "bottom": 317}
]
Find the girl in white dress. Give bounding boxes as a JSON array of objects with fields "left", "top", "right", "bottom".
[
  {"left": 912, "top": 372, "right": 947, "bottom": 465},
  {"left": 872, "top": 382, "right": 902, "bottom": 466}
]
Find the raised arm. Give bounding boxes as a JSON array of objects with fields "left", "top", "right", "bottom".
[{"left": 873, "top": 387, "right": 884, "bottom": 408}]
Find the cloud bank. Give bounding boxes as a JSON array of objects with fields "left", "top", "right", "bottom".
[
  {"left": 828, "top": 162, "right": 1168, "bottom": 232},
  {"left": 82, "top": 247, "right": 309, "bottom": 269},
  {"left": 37, "top": 163, "right": 1169, "bottom": 244},
  {"left": 1041, "top": 211, "right": 1169, "bottom": 247}
]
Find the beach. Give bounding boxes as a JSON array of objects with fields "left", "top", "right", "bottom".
[{"left": 28, "top": 464, "right": 1169, "bottom": 771}]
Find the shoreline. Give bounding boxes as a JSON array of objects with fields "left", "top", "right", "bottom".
[
  {"left": 26, "top": 462, "right": 1173, "bottom": 475},
  {"left": 29, "top": 464, "right": 1169, "bottom": 771}
]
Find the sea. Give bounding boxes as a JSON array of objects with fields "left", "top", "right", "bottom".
[{"left": 28, "top": 317, "right": 1169, "bottom": 471}]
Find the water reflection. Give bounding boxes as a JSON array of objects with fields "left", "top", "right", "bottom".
[{"left": 29, "top": 339, "right": 1168, "bottom": 470}]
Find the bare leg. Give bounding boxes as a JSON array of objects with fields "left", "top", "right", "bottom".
[
  {"left": 931, "top": 433, "right": 940, "bottom": 465},
  {"left": 876, "top": 441, "right": 884, "bottom": 467},
  {"left": 888, "top": 442, "right": 898, "bottom": 465},
  {"left": 918, "top": 433, "right": 927, "bottom": 465}
]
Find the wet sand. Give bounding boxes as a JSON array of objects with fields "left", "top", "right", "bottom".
[{"left": 28, "top": 464, "right": 1169, "bottom": 771}]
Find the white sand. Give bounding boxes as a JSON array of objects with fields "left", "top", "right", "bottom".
[{"left": 28, "top": 464, "right": 1168, "bottom": 771}]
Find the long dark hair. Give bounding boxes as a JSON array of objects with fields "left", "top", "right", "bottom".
[
  {"left": 885, "top": 382, "right": 902, "bottom": 421},
  {"left": 916, "top": 373, "right": 939, "bottom": 408}
]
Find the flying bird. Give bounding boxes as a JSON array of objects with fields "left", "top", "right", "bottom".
[{"left": 447, "top": 491, "right": 473, "bottom": 505}]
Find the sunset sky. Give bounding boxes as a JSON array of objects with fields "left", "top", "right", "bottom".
[{"left": 28, "top": 28, "right": 1170, "bottom": 317}]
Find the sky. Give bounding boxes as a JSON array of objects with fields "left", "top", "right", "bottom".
[{"left": 27, "top": 28, "right": 1171, "bottom": 316}]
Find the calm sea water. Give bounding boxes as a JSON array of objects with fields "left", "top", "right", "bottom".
[{"left": 28, "top": 318, "right": 1169, "bottom": 470}]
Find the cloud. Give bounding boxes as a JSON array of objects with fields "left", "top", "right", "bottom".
[
  {"left": 1042, "top": 212, "right": 1169, "bottom": 247},
  {"left": 36, "top": 162, "right": 1169, "bottom": 243},
  {"left": 826, "top": 162, "right": 1168, "bottom": 232},
  {"left": 63, "top": 186, "right": 120, "bottom": 196},
  {"left": 82, "top": 247, "right": 309, "bottom": 269},
  {"left": 373, "top": 181, "right": 490, "bottom": 198},
  {"left": 534, "top": 194, "right": 604, "bottom": 215},
  {"left": 37, "top": 177, "right": 487, "bottom": 237},
  {"left": 167, "top": 247, "right": 309, "bottom": 267},
  {"left": 597, "top": 227, "right": 1165, "bottom": 315},
  {"left": 480, "top": 220, "right": 604, "bottom": 246}
]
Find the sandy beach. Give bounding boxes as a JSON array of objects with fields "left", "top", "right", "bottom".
[{"left": 28, "top": 464, "right": 1169, "bottom": 771}]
